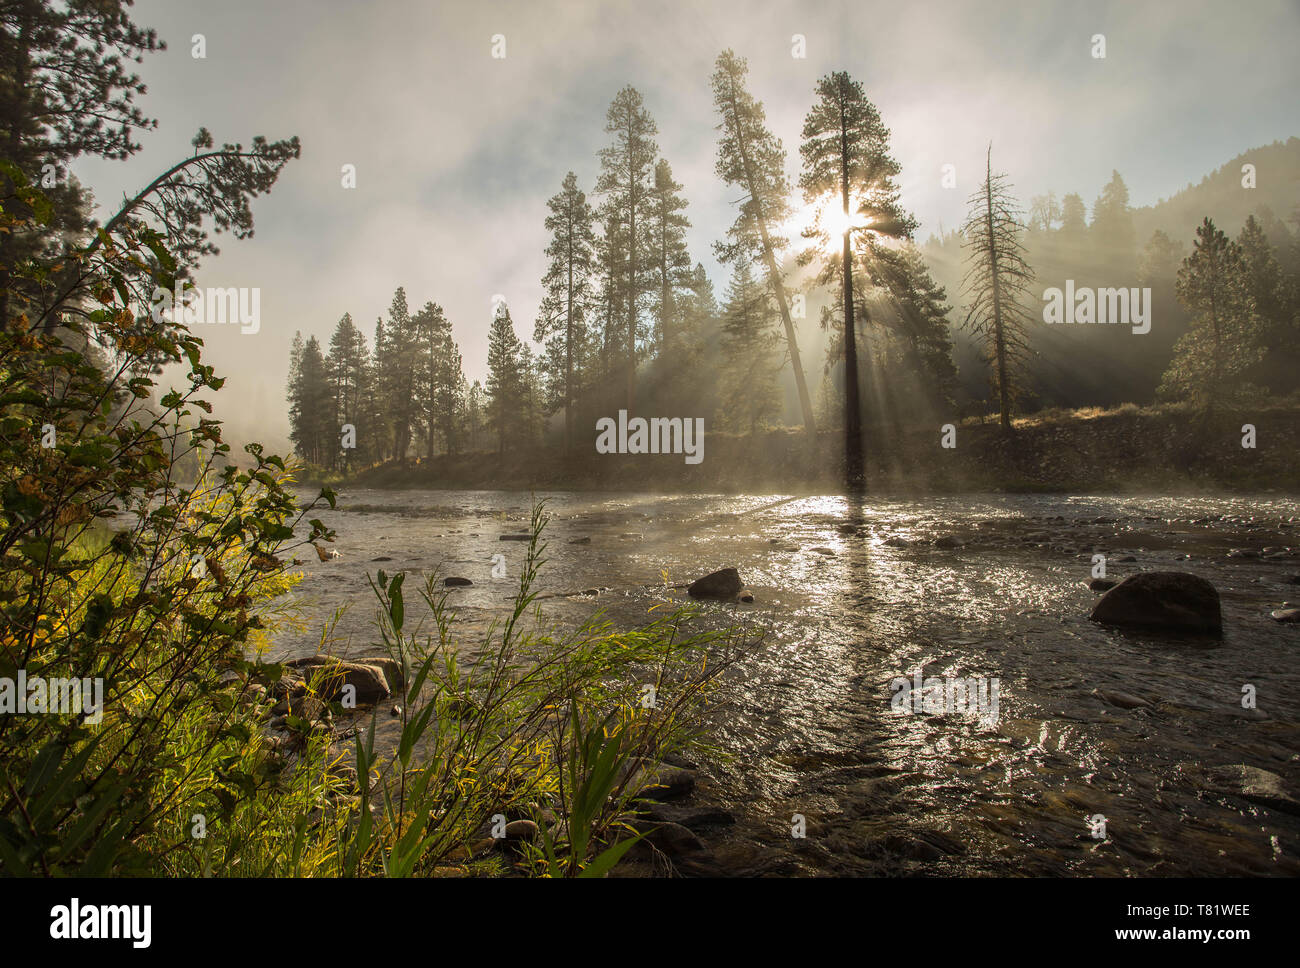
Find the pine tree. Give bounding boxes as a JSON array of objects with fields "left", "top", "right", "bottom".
[
  {"left": 1090, "top": 170, "right": 1137, "bottom": 277},
  {"left": 799, "top": 70, "right": 916, "bottom": 487},
  {"left": 486, "top": 303, "right": 523, "bottom": 454},
  {"left": 718, "top": 263, "right": 783, "bottom": 436},
  {"left": 288, "top": 335, "right": 331, "bottom": 465},
  {"left": 711, "top": 49, "right": 816, "bottom": 437},
  {"left": 535, "top": 172, "right": 596, "bottom": 452},
  {"left": 959, "top": 146, "right": 1036, "bottom": 431},
  {"left": 864, "top": 244, "right": 959, "bottom": 411},
  {"left": 595, "top": 86, "right": 658, "bottom": 411},
  {"left": 1158, "top": 218, "right": 1261, "bottom": 408},
  {"left": 1059, "top": 193, "right": 1088, "bottom": 241},
  {"left": 369, "top": 316, "right": 390, "bottom": 461},
  {"left": 381, "top": 287, "right": 418, "bottom": 460},
  {"left": 645, "top": 158, "right": 692, "bottom": 354},
  {"left": 0, "top": 1, "right": 163, "bottom": 323},
  {"left": 413, "top": 301, "right": 462, "bottom": 458},
  {"left": 324, "top": 313, "right": 369, "bottom": 470},
  {"left": 465, "top": 379, "right": 485, "bottom": 453}
]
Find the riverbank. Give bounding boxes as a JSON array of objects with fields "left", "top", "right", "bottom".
[{"left": 310, "top": 403, "right": 1300, "bottom": 494}]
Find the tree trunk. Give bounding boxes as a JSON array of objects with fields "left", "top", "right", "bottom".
[
  {"left": 839, "top": 92, "right": 863, "bottom": 489},
  {"left": 724, "top": 77, "right": 816, "bottom": 439}
]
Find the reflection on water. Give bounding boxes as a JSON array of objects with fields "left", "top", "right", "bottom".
[{"left": 275, "top": 489, "right": 1300, "bottom": 876}]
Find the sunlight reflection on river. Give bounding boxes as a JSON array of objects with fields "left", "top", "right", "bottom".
[{"left": 273, "top": 488, "right": 1300, "bottom": 876}]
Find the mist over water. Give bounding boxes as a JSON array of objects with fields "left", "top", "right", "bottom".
[{"left": 277, "top": 487, "right": 1300, "bottom": 875}]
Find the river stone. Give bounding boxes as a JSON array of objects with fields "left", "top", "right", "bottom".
[
  {"left": 285, "top": 655, "right": 392, "bottom": 704},
  {"left": 1092, "top": 688, "right": 1153, "bottom": 710},
  {"left": 1089, "top": 572, "right": 1222, "bottom": 635},
  {"left": 1206, "top": 765, "right": 1300, "bottom": 816},
  {"left": 443, "top": 576, "right": 473, "bottom": 587},
  {"left": 502, "top": 819, "right": 539, "bottom": 842},
  {"left": 934, "top": 535, "right": 965, "bottom": 549},
  {"left": 1088, "top": 578, "right": 1118, "bottom": 591},
  {"left": 500, "top": 534, "right": 531, "bottom": 541},
  {"left": 688, "top": 568, "right": 743, "bottom": 600},
  {"left": 624, "top": 761, "right": 697, "bottom": 800},
  {"left": 643, "top": 821, "right": 705, "bottom": 855},
  {"left": 568, "top": 536, "right": 591, "bottom": 544},
  {"left": 640, "top": 803, "right": 736, "bottom": 828},
  {"left": 1271, "top": 608, "right": 1300, "bottom": 623}
]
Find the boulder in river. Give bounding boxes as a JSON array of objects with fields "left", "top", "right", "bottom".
[
  {"left": 687, "top": 568, "right": 743, "bottom": 600},
  {"left": 1088, "top": 578, "right": 1118, "bottom": 592},
  {"left": 622, "top": 760, "right": 697, "bottom": 800},
  {"left": 285, "top": 655, "right": 394, "bottom": 703},
  {"left": 1089, "top": 571, "right": 1222, "bottom": 635},
  {"left": 443, "top": 576, "right": 473, "bottom": 587},
  {"left": 1205, "top": 765, "right": 1300, "bottom": 817},
  {"left": 1271, "top": 608, "right": 1300, "bottom": 624},
  {"left": 934, "top": 534, "right": 965, "bottom": 550}
]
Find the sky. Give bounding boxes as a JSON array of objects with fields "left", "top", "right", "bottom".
[{"left": 69, "top": 0, "right": 1300, "bottom": 450}]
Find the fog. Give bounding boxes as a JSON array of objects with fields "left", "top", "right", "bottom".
[{"left": 67, "top": 0, "right": 1300, "bottom": 451}]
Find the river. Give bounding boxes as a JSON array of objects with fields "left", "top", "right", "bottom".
[{"left": 273, "top": 488, "right": 1300, "bottom": 876}]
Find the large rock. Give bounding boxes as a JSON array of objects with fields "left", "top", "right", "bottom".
[
  {"left": 1089, "top": 572, "right": 1222, "bottom": 635},
  {"left": 687, "top": 568, "right": 743, "bottom": 600},
  {"left": 1206, "top": 765, "right": 1300, "bottom": 816},
  {"left": 623, "top": 761, "right": 697, "bottom": 800},
  {"left": 285, "top": 655, "right": 393, "bottom": 704}
]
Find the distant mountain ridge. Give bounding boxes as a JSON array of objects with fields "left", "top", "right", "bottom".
[{"left": 1132, "top": 136, "right": 1300, "bottom": 247}]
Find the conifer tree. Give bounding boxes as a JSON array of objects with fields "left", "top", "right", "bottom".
[
  {"left": 536, "top": 172, "right": 596, "bottom": 452},
  {"left": 711, "top": 49, "right": 816, "bottom": 437},
  {"left": 486, "top": 303, "right": 523, "bottom": 454},
  {"left": 959, "top": 146, "right": 1036, "bottom": 431},
  {"left": 1158, "top": 218, "right": 1261, "bottom": 408},
  {"left": 799, "top": 70, "right": 916, "bottom": 486},
  {"left": 595, "top": 86, "right": 659, "bottom": 411},
  {"left": 645, "top": 158, "right": 692, "bottom": 354},
  {"left": 718, "top": 263, "right": 783, "bottom": 436}
]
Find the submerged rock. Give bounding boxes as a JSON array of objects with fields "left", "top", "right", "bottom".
[
  {"left": 568, "top": 536, "right": 591, "bottom": 544},
  {"left": 687, "top": 568, "right": 743, "bottom": 600},
  {"left": 934, "top": 535, "right": 965, "bottom": 550},
  {"left": 636, "top": 821, "right": 705, "bottom": 856},
  {"left": 499, "top": 534, "right": 531, "bottom": 541},
  {"left": 443, "top": 576, "right": 473, "bottom": 587},
  {"left": 1088, "top": 578, "right": 1118, "bottom": 591},
  {"left": 1206, "top": 765, "right": 1300, "bottom": 816},
  {"left": 1089, "top": 571, "right": 1222, "bottom": 635},
  {"left": 1092, "top": 688, "right": 1153, "bottom": 710}
]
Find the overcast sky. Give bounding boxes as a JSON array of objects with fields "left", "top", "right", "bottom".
[{"left": 70, "top": 0, "right": 1300, "bottom": 449}]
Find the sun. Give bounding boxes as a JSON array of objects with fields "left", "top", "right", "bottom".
[{"left": 784, "top": 197, "right": 872, "bottom": 251}]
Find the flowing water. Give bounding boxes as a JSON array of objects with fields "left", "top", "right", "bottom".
[{"left": 274, "top": 488, "right": 1300, "bottom": 876}]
